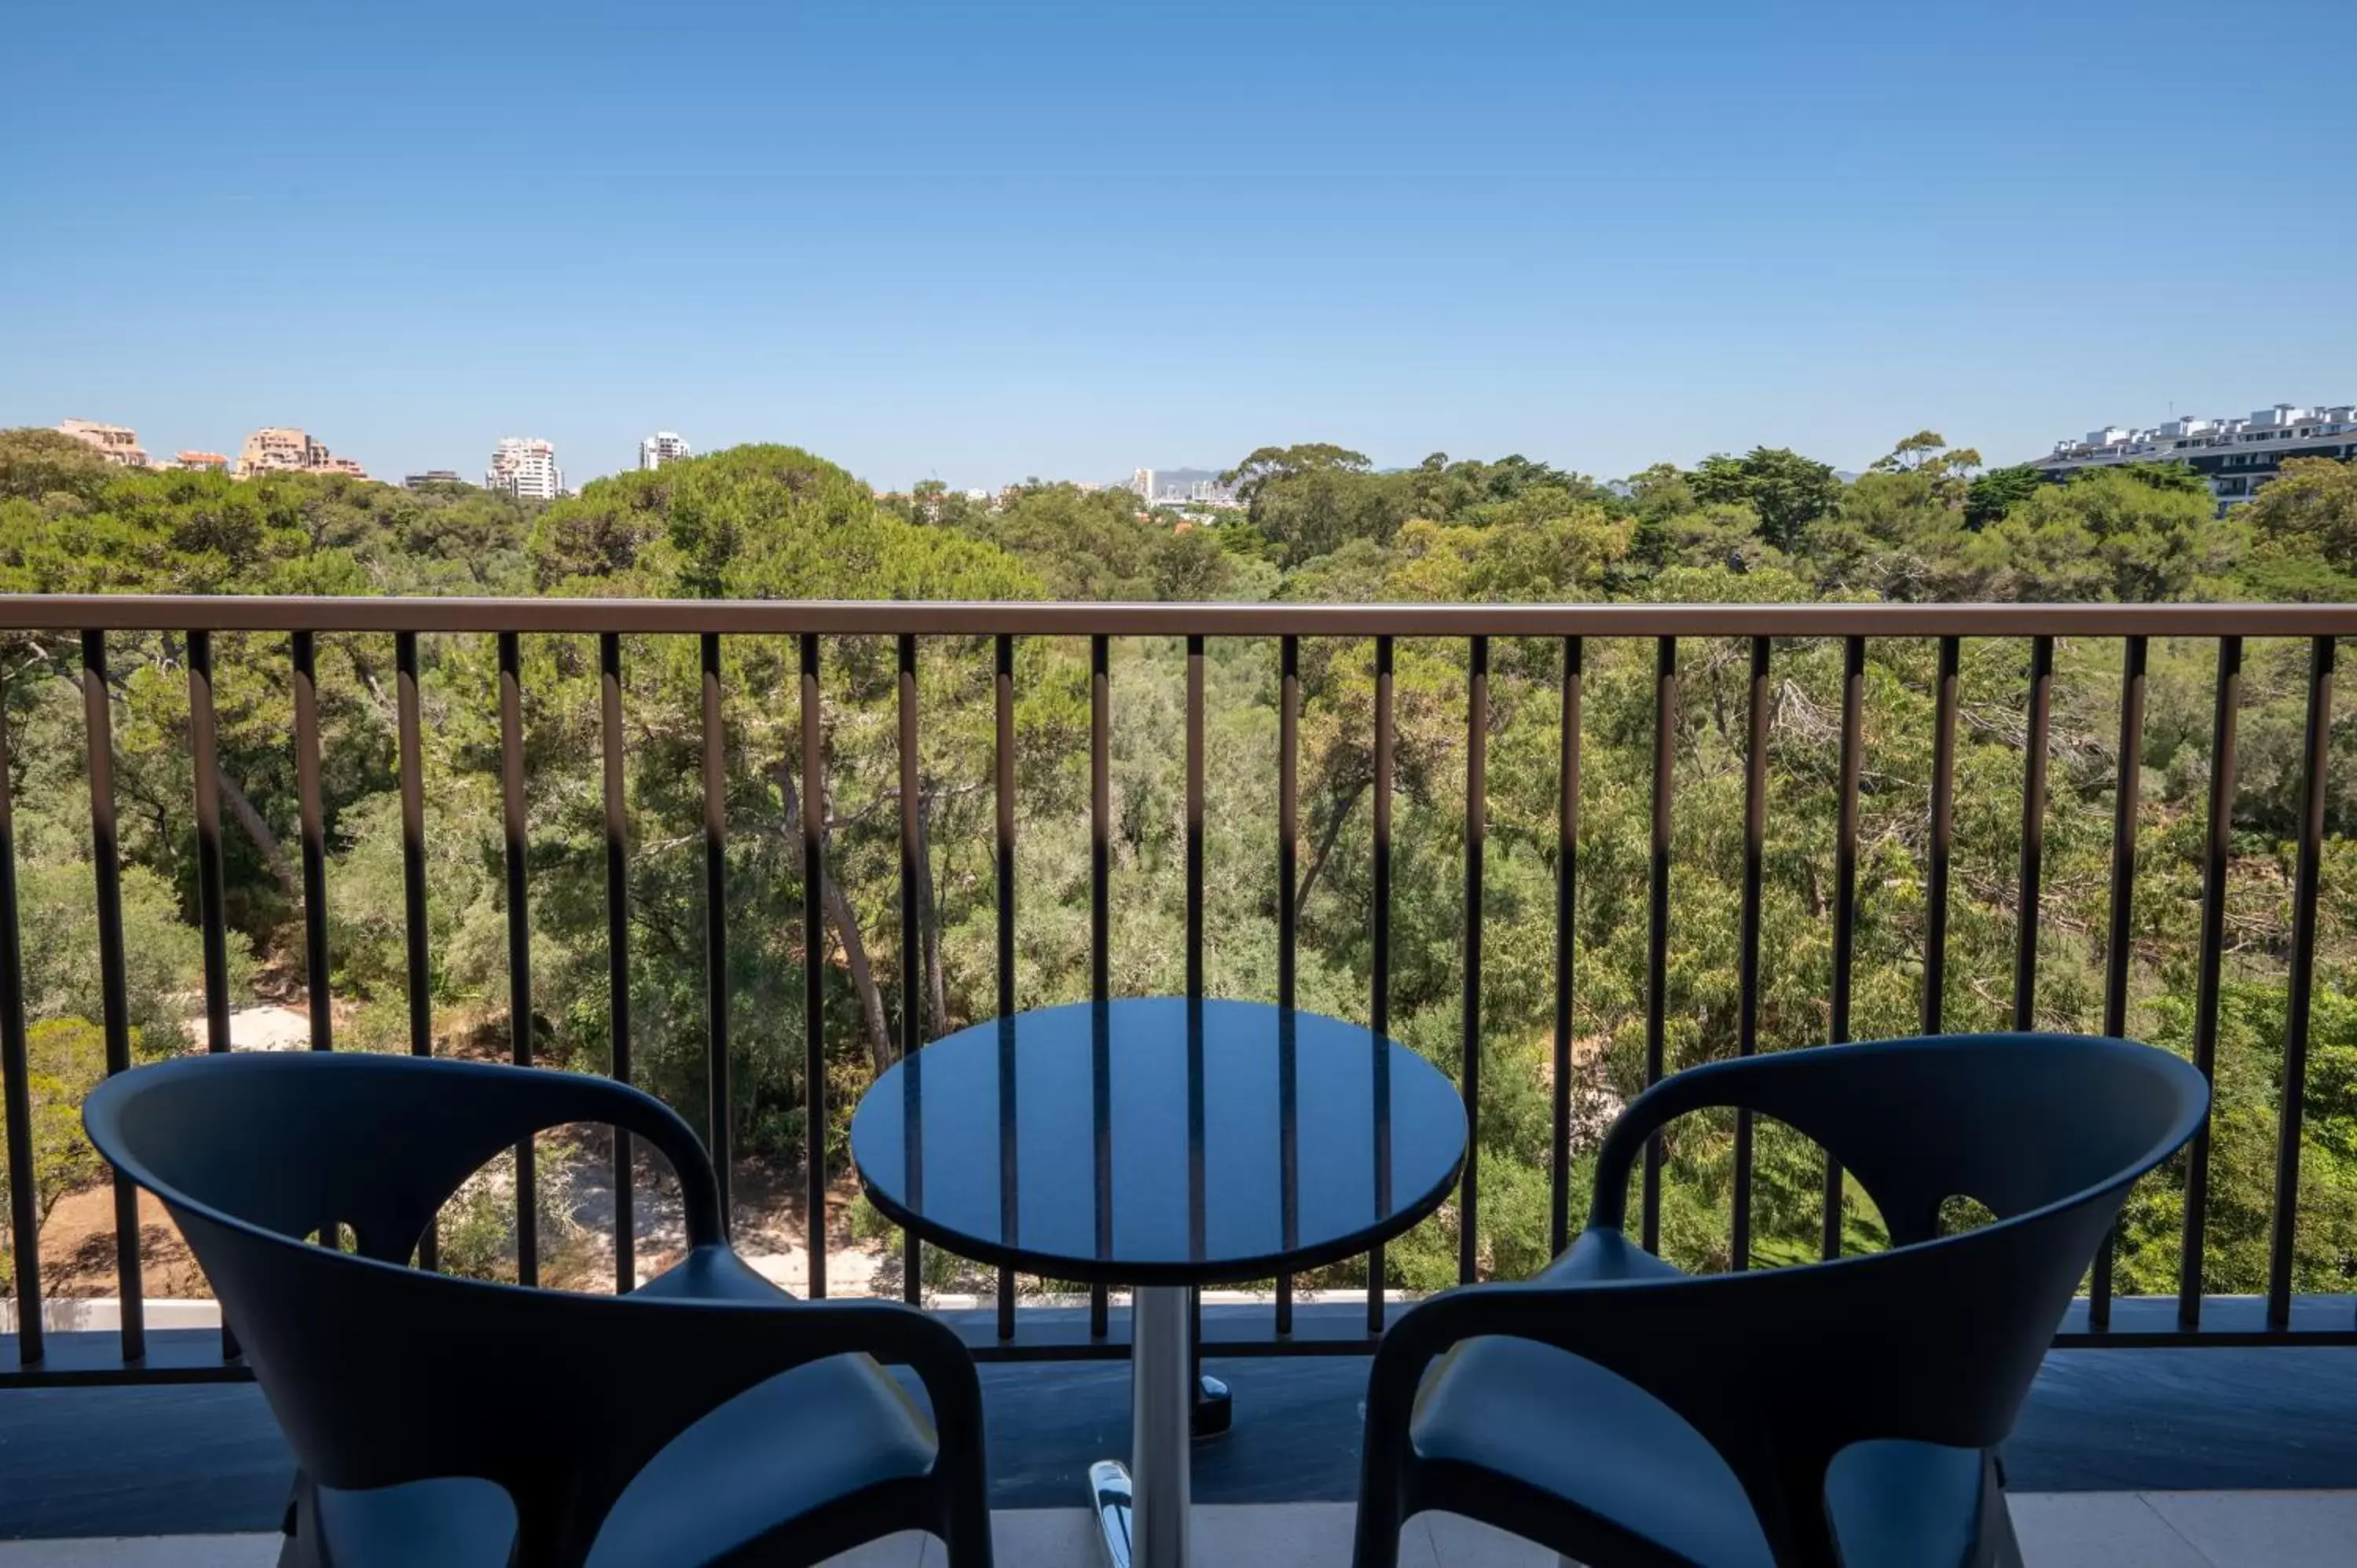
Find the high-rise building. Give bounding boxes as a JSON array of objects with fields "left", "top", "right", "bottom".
[
  {"left": 486, "top": 438, "right": 563, "bottom": 500},
  {"left": 639, "top": 431, "right": 691, "bottom": 470},
  {"left": 231, "top": 427, "right": 367, "bottom": 479},
  {"left": 1130, "top": 467, "right": 1157, "bottom": 502},
  {"left": 57, "top": 419, "right": 150, "bottom": 467}
]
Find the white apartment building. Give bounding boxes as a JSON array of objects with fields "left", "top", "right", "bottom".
[
  {"left": 2034, "top": 401, "right": 2357, "bottom": 509},
  {"left": 486, "top": 438, "right": 564, "bottom": 500},
  {"left": 639, "top": 431, "right": 691, "bottom": 470}
]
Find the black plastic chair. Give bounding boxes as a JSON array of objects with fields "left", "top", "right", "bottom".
[
  {"left": 1352, "top": 1032, "right": 2209, "bottom": 1568},
  {"left": 83, "top": 1051, "right": 994, "bottom": 1568}
]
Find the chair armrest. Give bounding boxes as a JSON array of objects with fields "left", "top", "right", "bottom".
[
  {"left": 1586, "top": 1054, "right": 1805, "bottom": 1233},
  {"left": 1585, "top": 1044, "right": 1963, "bottom": 1244},
  {"left": 603, "top": 1296, "right": 988, "bottom": 1463},
  {"left": 412, "top": 1065, "right": 726, "bottom": 1244}
]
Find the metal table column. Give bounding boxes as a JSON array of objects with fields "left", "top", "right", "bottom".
[{"left": 1088, "top": 1284, "right": 1193, "bottom": 1567}]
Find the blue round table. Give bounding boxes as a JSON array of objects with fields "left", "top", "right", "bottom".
[{"left": 849, "top": 998, "right": 1467, "bottom": 1568}]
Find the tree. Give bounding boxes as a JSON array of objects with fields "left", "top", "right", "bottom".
[
  {"left": 1965, "top": 464, "right": 2234, "bottom": 601},
  {"left": 1219, "top": 442, "right": 1372, "bottom": 509},
  {"left": 1219, "top": 444, "right": 1409, "bottom": 565},
  {"left": 1963, "top": 463, "right": 2043, "bottom": 529},
  {"left": 2245, "top": 456, "right": 2357, "bottom": 573},
  {"left": 0, "top": 429, "right": 116, "bottom": 507},
  {"left": 1690, "top": 447, "right": 1841, "bottom": 551},
  {"left": 0, "top": 1020, "right": 112, "bottom": 1236},
  {"left": 1871, "top": 430, "right": 1981, "bottom": 478}
]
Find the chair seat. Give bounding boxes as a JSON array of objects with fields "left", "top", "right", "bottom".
[
  {"left": 1409, "top": 1233, "right": 1989, "bottom": 1568},
  {"left": 315, "top": 1252, "right": 940, "bottom": 1568}
]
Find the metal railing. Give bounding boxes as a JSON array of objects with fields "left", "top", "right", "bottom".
[{"left": 2, "top": 597, "right": 2354, "bottom": 1386}]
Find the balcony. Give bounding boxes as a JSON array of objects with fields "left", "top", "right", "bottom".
[{"left": 2, "top": 595, "right": 2355, "bottom": 1566}]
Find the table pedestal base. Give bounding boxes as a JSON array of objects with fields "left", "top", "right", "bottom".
[{"left": 1091, "top": 1285, "right": 1195, "bottom": 1567}]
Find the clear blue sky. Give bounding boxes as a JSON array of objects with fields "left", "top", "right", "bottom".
[{"left": 7, "top": 1, "right": 2353, "bottom": 492}]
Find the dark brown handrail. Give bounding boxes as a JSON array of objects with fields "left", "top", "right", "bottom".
[{"left": 5, "top": 595, "right": 2356, "bottom": 636}]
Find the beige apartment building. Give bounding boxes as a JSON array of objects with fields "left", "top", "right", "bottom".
[
  {"left": 172, "top": 451, "right": 229, "bottom": 473},
  {"left": 235, "top": 427, "right": 368, "bottom": 480},
  {"left": 57, "top": 419, "right": 151, "bottom": 467}
]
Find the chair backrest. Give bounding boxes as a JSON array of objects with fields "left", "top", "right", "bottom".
[
  {"left": 1570, "top": 1034, "right": 2208, "bottom": 1557},
  {"left": 82, "top": 1053, "right": 757, "bottom": 1563},
  {"left": 86, "top": 1050, "right": 722, "bottom": 1266}
]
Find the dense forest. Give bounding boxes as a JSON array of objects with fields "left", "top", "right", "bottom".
[{"left": 2, "top": 425, "right": 2354, "bottom": 1302}]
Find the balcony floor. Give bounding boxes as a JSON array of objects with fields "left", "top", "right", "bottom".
[
  {"left": 3, "top": 1345, "right": 2353, "bottom": 1561},
  {"left": 2, "top": 1494, "right": 2355, "bottom": 1567}
]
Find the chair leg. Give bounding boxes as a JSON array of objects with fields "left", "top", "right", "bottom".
[
  {"left": 278, "top": 1472, "right": 324, "bottom": 1568},
  {"left": 1349, "top": 1507, "right": 1402, "bottom": 1568},
  {"left": 939, "top": 1475, "right": 995, "bottom": 1568},
  {"left": 1977, "top": 1453, "right": 2025, "bottom": 1568}
]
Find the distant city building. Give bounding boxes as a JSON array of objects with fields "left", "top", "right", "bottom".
[
  {"left": 1186, "top": 477, "right": 1242, "bottom": 508},
  {"left": 234, "top": 427, "right": 368, "bottom": 480},
  {"left": 237, "top": 427, "right": 308, "bottom": 474},
  {"left": 1129, "top": 467, "right": 1156, "bottom": 503},
  {"left": 2035, "top": 402, "right": 2356, "bottom": 510},
  {"left": 171, "top": 451, "right": 229, "bottom": 473},
  {"left": 404, "top": 470, "right": 469, "bottom": 488},
  {"left": 57, "top": 419, "right": 149, "bottom": 467},
  {"left": 638, "top": 431, "right": 692, "bottom": 470},
  {"left": 486, "top": 437, "right": 563, "bottom": 500}
]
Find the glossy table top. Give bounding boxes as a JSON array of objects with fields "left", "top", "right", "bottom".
[{"left": 847, "top": 998, "right": 1468, "bottom": 1288}]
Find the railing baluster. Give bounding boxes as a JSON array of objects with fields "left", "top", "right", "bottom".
[
  {"left": 2014, "top": 636, "right": 2053, "bottom": 1031},
  {"left": 1276, "top": 635, "right": 1298, "bottom": 1333},
  {"left": 82, "top": 632, "right": 143, "bottom": 1361},
  {"left": 1186, "top": 635, "right": 1204, "bottom": 1002},
  {"left": 1923, "top": 636, "right": 1959, "bottom": 1035},
  {"left": 189, "top": 632, "right": 248, "bottom": 1348},
  {"left": 701, "top": 632, "right": 731, "bottom": 1229},
  {"left": 801, "top": 633, "right": 827, "bottom": 1299},
  {"left": 2180, "top": 635, "right": 2241, "bottom": 1330},
  {"left": 1732, "top": 636, "right": 1769, "bottom": 1271},
  {"left": 995, "top": 633, "right": 1016, "bottom": 1337},
  {"left": 1369, "top": 636, "right": 1394, "bottom": 1335},
  {"left": 1824, "top": 635, "right": 1865, "bottom": 1261},
  {"left": 1641, "top": 636, "right": 1676, "bottom": 1254},
  {"left": 0, "top": 686, "right": 44, "bottom": 1366},
  {"left": 1459, "top": 637, "right": 1486, "bottom": 1285},
  {"left": 1185, "top": 634, "right": 1206, "bottom": 1365},
  {"left": 599, "top": 633, "right": 630, "bottom": 1292},
  {"left": 1087, "top": 634, "right": 1109, "bottom": 1334},
  {"left": 292, "top": 633, "right": 332, "bottom": 1053},
  {"left": 398, "top": 633, "right": 436, "bottom": 1277},
  {"left": 902, "top": 634, "right": 926, "bottom": 1310},
  {"left": 2268, "top": 636, "right": 2333, "bottom": 1330},
  {"left": 1551, "top": 637, "right": 1582, "bottom": 1260},
  {"left": 188, "top": 634, "right": 230, "bottom": 1057},
  {"left": 2092, "top": 635, "right": 2146, "bottom": 1328},
  {"left": 497, "top": 632, "right": 536, "bottom": 1286},
  {"left": 189, "top": 632, "right": 244, "bottom": 1351}
]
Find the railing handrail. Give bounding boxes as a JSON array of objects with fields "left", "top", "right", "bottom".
[{"left": 3, "top": 595, "right": 2356, "bottom": 636}]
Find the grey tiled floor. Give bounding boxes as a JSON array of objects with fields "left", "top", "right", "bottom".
[{"left": 2, "top": 1494, "right": 2352, "bottom": 1567}]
